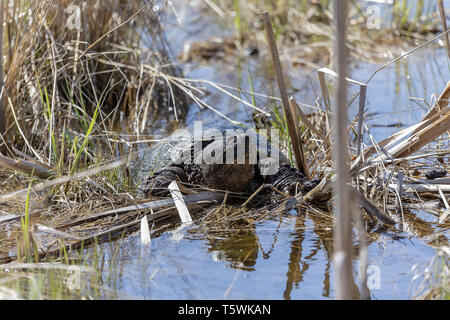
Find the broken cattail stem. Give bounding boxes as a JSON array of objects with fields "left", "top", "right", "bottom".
[
  {"left": 438, "top": 0, "right": 450, "bottom": 59},
  {"left": 288, "top": 97, "right": 310, "bottom": 179},
  {"left": 262, "top": 11, "right": 307, "bottom": 178},
  {"left": 319, "top": 67, "right": 368, "bottom": 134},
  {"left": 396, "top": 108, "right": 449, "bottom": 158},
  {"left": 289, "top": 97, "right": 332, "bottom": 148},
  {"left": 289, "top": 97, "right": 301, "bottom": 139},
  {"left": 356, "top": 84, "right": 367, "bottom": 156},
  {"left": 318, "top": 70, "right": 331, "bottom": 112},
  {"left": 317, "top": 70, "right": 331, "bottom": 133},
  {"left": 351, "top": 82, "right": 450, "bottom": 174},
  {"left": 413, "top": 80, "right": 450, "bottom": 133}
]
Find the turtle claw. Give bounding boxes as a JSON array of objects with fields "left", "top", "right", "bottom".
[{"left": 301, "top": 179, "right": 322, "bottom": 193}]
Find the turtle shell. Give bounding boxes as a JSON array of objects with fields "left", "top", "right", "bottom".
[{"left": 130, "top": 124, "right": 291, "bottom": 188}]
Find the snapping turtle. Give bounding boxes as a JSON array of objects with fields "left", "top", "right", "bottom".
[{"left": 130, "top": 125, "right": 319, "bottom": 197}]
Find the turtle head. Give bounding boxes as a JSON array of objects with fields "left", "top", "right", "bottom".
[
  {"left": 196, "top": 128, "right": 256, "bottom": 192},
  {"left": 202, "top": 163, "right": 255, "bottom": 192}
]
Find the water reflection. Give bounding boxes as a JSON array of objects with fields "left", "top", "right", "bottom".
[
  {"left": 282, "top": 209, "right": 363, "bottom": 300},
  {"left": 208, "top": 232, "right": 259, "bottom": 271},
  {"left": 283, "top": 213, "right": 307, "bottom": 300}
]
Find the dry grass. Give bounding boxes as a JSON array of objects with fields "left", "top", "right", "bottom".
[
  {"left": 0, "top": 0, "right": 197, "bottom": 263},
  {"left": 0, "top": 0, "right": 193, "bottom": 165}
]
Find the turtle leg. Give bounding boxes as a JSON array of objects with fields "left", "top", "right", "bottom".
[
  {"left": 301, "top": 179, "right": 322, "bottom": 193},
  {"left": 142, "top": 166, "right": 187, "bottom": 197},
  {"left": 267, "top": 165, "right": 302, "bottom": 195},
  {"left": 265, "top": 165, "right": 320, "bottom": 195}
]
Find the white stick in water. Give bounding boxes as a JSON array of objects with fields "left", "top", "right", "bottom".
[
  {"left": 168, "top": 181, "right": 192, "bottom": 224},
  {"left": 140, "top": 214, "right": 151, "bottom": 245}
]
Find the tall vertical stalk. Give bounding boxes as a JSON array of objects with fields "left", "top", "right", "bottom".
[
  {"left": 262, "top": 11, "right": 308, "bottom": 178},
  {"left": 438, "top": 0, "right": 450, "bottom": 59},
  {"left": 0, "top": 0, "right": 5, "bottom": 139},
  {"left": 233, "top": 0, "right": 243, "bottom": 44},
  {"left": 333, "top": 0, "right": 355, "bottom": 300}
]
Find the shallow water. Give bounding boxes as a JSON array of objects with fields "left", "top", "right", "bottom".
[
  {"left": 87, "top": 212, "right": 440, "bottom": 299},
  {"left": 88, "top": 0, "right": 449, "bottom": 299}
]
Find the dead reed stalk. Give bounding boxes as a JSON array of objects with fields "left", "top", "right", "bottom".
[
  {"left": 262, "top": 11, "right": 308, "bottom": 178},
  {"left": 438, "top": 0, "right": 450, "bottom": 59},
  {"left": 0, "top": 0, "right": 5, "bottom": 139},
  {"left": 332, "top": 0, "right": 355, "bottom": 300}
]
